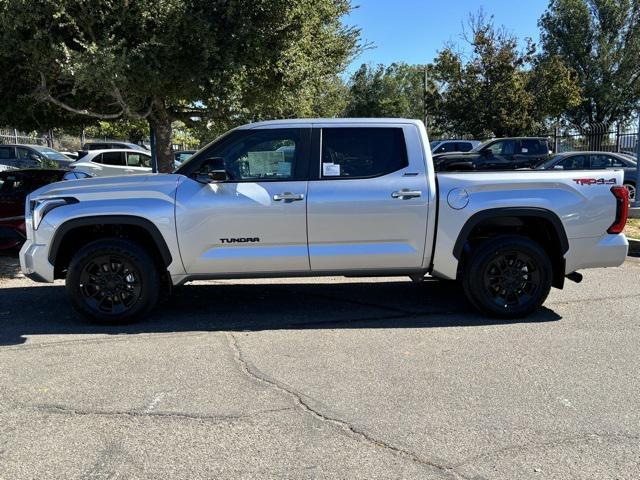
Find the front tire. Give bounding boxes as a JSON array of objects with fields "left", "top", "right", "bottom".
[
  {"left": 462, "top": 235, "right": 552, "bottom": 319},
  {"left": 66, "top": 238, "right": 160, "bottom": 324}
]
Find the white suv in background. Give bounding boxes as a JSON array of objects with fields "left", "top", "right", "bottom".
[
  {"left": 70, "top": 149, "right": 152, "bottom": 177},
  {"left": 430, "top": 139, "right": 480, "bottom": 154}
]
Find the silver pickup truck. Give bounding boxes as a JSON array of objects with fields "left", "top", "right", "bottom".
[{"left": 20, "top": 119, "right": 629, "bottom": 323}]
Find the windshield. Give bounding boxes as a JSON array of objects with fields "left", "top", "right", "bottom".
[
  {"left": 31, "top": 146, "right": 69, "bottom": 161},
  {"left": 175, "top": 151, "right": 195, "bottom": 163},
  {"left": 535, "top": 155, "right": 565, "bottom": 169},
  {"left": 470, "top": 140, "right": 493, "bottom": 152},
  {"left": 174, "top": 130, "right": 238, "bottom": 174},
  {"left": 429, "top": 141, "right": 441, "bottom": 149}
]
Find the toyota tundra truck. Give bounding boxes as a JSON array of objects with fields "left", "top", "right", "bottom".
[{"left": 19, "top": 119, "right": 630, "bottom": 323}]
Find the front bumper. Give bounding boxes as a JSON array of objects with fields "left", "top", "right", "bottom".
[{"left": 19, "top": 239, "right": 55, "bottom": 283}]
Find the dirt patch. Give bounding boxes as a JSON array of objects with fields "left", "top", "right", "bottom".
[{"left": 625, "top": 218, "right": 640, "bottom": 240}]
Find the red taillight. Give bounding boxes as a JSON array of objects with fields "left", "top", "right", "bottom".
[{"left": 607, "top": 186, "right": 629, "bottom": 234}]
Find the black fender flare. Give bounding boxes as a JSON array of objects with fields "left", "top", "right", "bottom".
[
  {"left": 452, "top": 207, "right": 569, "bottom": 260},
  {"left": 48, "top": 215, "right": 172, "bottom": 266}
]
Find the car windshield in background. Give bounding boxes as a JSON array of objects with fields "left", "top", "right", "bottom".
[
  {"left": 176, "top": 152, "right": 195, "bottom": 162},
  {"left": 429, "top": 141, "right": 440, "bottom": 149},
  {"left": 470, "top": 140, "right": 492, "bottom": 152},
  {"left": 536, "top": 155, "right": 565, "bottom": 169},
  {"left": 31, "top": 146, "right": 69, "bottom": 161}
]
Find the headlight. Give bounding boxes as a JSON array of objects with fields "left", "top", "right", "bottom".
[{"left": 31, "top": 197, "right": 78, "bottom": 230}]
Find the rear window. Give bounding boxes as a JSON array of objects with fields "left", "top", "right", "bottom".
[
  {"left": 321, "top": 128, "right": 408, "bottom": 179},
  {"left": 458, "top": 142, "right": 474, "bottom": 152}
]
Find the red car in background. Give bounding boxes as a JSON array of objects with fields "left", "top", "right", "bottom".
[{"left": 0, "top": 169, "right": 90, "bottom": 252}]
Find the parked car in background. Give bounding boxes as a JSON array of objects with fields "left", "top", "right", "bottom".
[
  {"left": 60, "top": 151, "right": 79, "bottom": 160},
  {"left": 71, "top": 149, "right": 152, "bottom": 177},
  {"left": 0, "top": 169, "right": 90, "bottom": 252},
  {"left": 434, "top": 137, "right": 552, "bottom": 171},
  {"left": 82, "top": 141, "right": 147, "bottom": 151},
  {"left": 536, "top": 151, "right": 638, "bottom": 202},
  {"left": 430, "top": 139, "right": 480, "bottom": 154},
  {"left": 0, "top": 144, "right": 73, "bottom": 170}
]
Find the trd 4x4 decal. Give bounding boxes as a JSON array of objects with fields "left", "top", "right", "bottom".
[{"left": 572, "top": 178, "right": 617, "bottom": 186}]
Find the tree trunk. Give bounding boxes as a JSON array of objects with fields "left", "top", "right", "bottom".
[{"left": 148, "top": 115, "right": 173, "bottom": 173}]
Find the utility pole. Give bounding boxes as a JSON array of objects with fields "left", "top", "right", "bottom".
[
  {"left": 150, "top": 125, "right": 158, "bottom": 173},
  {"left": 423, "top": 65, "right": 429, "bottom": 132},
  {"left": 635, "top": 112, "right": 640, "bottom": 207}
]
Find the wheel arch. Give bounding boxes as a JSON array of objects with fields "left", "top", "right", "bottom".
[
  {"left": 49, "top": 215, "right": 172, "bottom": 278},
  {"left": 453, "top": 207, "right": 569, "bottom": 288}
]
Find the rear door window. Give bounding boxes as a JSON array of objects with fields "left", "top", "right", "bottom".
[
  {"left": 590, "top": 154, "right": 628, "bottom": 168},
  {"left": 518, "top": 139, "right": 544, "bottom": 154},
  {"left": 127, "top": 152, "right": 151, "bottom": 168},
  {"left": 458, "top": 142, "right": 474, "bottom": 152},
  {"left": 320, "top": 128, "right": 408, "bottom": 179},
  {"left": 100, "top": 151, "right": 126, "bottom": 166},
  {"left": 557, "top": 155, "right": 588, "bottom": 170}
]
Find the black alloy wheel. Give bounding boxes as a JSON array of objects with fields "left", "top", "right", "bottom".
[
  {"left": 79, "top": 254, "right": 143, "bottom": 315},
  {"left": 462, "top": 235, "right": 552, "bottom": 318},
  {"left": 66, "top": 238, "right": 160, "bottom": 324}
]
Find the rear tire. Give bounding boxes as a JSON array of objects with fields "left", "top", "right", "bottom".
[
  {"left": 624, "top": 183, "right": 636, "bottom": 203},
  {"left": 462, "top": 235, "right": 552, "bottom": 319},
  {"left": 66, "top": 238, "right": 160, "bottom": 324}
]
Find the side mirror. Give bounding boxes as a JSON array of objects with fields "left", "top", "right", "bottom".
[{"left": 193, "top": 157, "right": 229, "bottom": 184}]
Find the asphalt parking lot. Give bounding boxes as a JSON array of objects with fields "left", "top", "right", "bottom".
[{"left": 0, "top": 255, "right": 639, "bottom": 479}]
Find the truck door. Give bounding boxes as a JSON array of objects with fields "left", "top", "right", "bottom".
[
  {"left": 175, "top": 127, "right": 311, "bottom": 275},
  {"left": 306, "top": 124, "right": 430, "bottom": 271}
]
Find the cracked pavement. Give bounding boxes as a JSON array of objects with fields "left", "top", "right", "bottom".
[{"left": 0, "top": 256, "right": 639, "bottom": 479}]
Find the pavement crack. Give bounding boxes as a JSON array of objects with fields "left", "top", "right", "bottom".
[
  {"left": 226, "top": 332, "right": 464, "bottom": 479},
  {"left": 24, "top": 403, "right": 292, "bottom": 423},
  {"left": 452, "top": 432, "right": 640, "bottom": 469}
]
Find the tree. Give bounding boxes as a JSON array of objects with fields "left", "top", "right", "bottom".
[
  {"left": 345, "top": 63, "right": 427, "bottom": 119},
  {"left": 539, "top": 0, "right": 640, "bottom": 126},
  {"left": 84, "top": 119, "right": 149, "bottom": 145},
  {"left": 0, "top": 0, "right": 359, "bottom": 172},
  {"left": 429, "top": 12, "right": 580, "bottom": 138}
]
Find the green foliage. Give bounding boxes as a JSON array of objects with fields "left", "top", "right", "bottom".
[
  {"left": 345, "top": 63, "right": 427, "bottom": 119},
  {"left": 429, "top": 13, "right": 581, "bottom": 138},
  {"left": 84, "top": 119, "right": 149, "bottom": 145},
  {"left": 539, "top": 0, "right": 640, "bottom": 125},
  {"left": 0, "top": 0, "right": 360, "bottom": 171}
]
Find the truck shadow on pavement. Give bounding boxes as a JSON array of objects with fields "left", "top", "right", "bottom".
[{"left": 0, "top": 279, "right": 561, "bottom": 346}]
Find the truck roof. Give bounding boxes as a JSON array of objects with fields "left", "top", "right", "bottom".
[{"left": 239, "top": 118, "right": 425, "bottom": 129}]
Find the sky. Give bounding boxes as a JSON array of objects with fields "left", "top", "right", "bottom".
[{"left": 345, "top": 0, "right": 549, "bottom": 72}]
